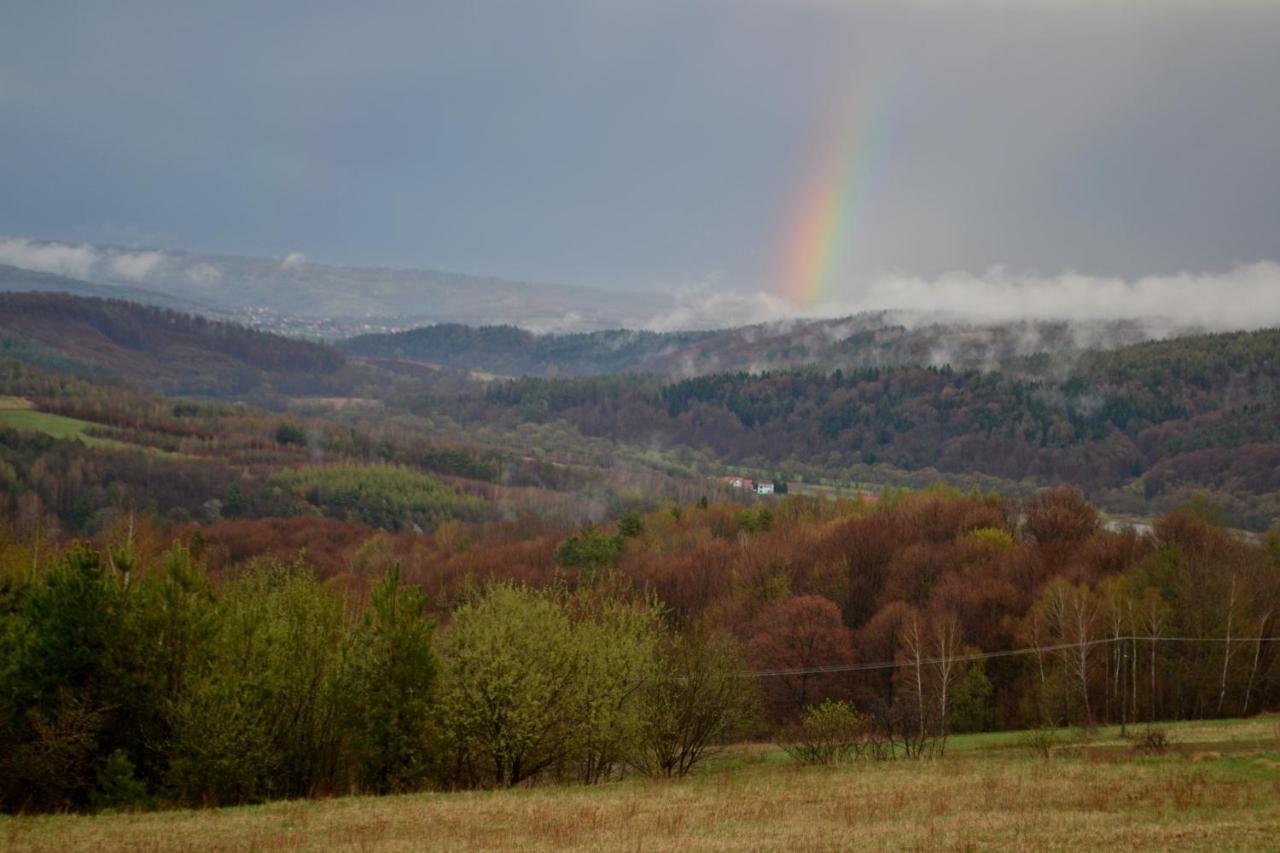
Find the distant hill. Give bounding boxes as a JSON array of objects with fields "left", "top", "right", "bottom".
[
  {"left": 0, "top": 263, "right": 218, "bottom": 314},
  {"left": 459, "top": 326, "right": 1280, "bottom": 529},
  {"left": 0, "top": 292, "right": 355, "bottom": 396},
  {"left": 339, "top": 324, "right": 717, "bottom": 376},
  {"left": 0, "top": 239, "right": 665, "bottom": 332},
  {"left": 340, "top": 314, "right": 1189, "bottom": 377}
]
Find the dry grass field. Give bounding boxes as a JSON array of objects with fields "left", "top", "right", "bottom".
[{"left": 4, "top": 717, "right": 1278, "bottom": 852}]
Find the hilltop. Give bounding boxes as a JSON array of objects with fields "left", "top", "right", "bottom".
[
  {"left": 0, "top": 239, "right": 662, "bottom": 333},
  {"left": 339, "top": 314, "right": 1193, "bottom": 377},
  {"left": 0, "top": 292, "right": 355, "bottom": 396}
]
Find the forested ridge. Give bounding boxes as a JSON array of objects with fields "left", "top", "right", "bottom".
[
  {"left": 340, "top": 314, "right": 1172, "bottom": 377},
  {"left": 0, "top": 292, "right": 361, "bottom": 396},
  {"left": 459, "top": 328, "right": 1280, "bottom": 529},
  {"left": 341, "top": 323, "right": 716, "bottom": 376}
]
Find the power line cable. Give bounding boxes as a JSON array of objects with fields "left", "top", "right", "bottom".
[{"left": 747, "top": 634, "right": 1280, "bottom": 678}]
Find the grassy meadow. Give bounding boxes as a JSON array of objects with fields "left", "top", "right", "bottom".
[
  {"left": 0, "top": 396, "right": 123, "bottom": 448},
  {"left": 0, "top": 395, "right": 183, "bottom": 455},
  {"left": 5, "top": 717, "right": 1278, "bottom": 852}
]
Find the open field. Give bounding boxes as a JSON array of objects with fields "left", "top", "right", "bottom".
[
  {"left": 0, "top": 397, "right": 120, "bottom": 447},
  {"left": 5, "top": 717, "right": 1278, "bottom": 852},
  {"left": 0, "top": 396, "right": 173, "bottom": 454}
]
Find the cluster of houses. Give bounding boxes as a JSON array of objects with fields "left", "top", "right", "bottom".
[{"left": 720, "top": 475, "right": 776, "bottom": 495}]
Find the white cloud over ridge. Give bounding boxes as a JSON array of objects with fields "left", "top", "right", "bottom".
[
  {"left": 0, "top": 237, "right": 170, "bottom": 283},
  {"left": 648, "top": 263, "right": 1280, "bottom": 333},
  {"left": 1, "top": 237, "right": 1277, "bottom": 337},
  {"left": 0, "top": 239, "right": 99, "bottom": 280},
  {"left": 0, "top": 237, "right": 229, "bottom": 294}
]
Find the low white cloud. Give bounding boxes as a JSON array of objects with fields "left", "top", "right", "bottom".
[
  {"left": 0, "top": 238, "right": 98, "bottom": 279},
  {"left": 848, "top": 264, "right": 1280, "bottom": 330},
  {"left": 107, "top": 250, "right": 164, "bottom": 281},
  {"left": 0, "top": 237, "right": 228, "bottom": 289},
  {"left": 643, "top": 283, "right": 798, "bottom": 332},
  {"left": 3, "top": 237, "right": 1277, "bottom": 337},
  {"left": 643, "top": 263, "right": 1280, "bottom": 333},
  {"left": 183, "top": 262, "right": 221, "bottom": 285}
]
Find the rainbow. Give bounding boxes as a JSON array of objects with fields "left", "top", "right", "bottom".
[{"left": 776, "top": 80, "right": 889, "bottom": 309}]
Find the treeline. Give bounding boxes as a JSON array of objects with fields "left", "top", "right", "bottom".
[
  {"left": 339, "top": 314, "right": 1168, "bottom": 378},
  {"left": 2, "top": 488, "right": 1278, "bottom": 813},
  {"left": 340, "top": 323, "right": 714, "bottom": 377},
  {"left": 0, "top": 544, "right": 750, "bottom": 812},
  {"left": 180, "top": 488, "right": 1280, "bottom": 732}
]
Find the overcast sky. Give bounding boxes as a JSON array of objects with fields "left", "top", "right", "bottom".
[{"left": 3, "top": 0, "right": 1279, "bottom": 300}]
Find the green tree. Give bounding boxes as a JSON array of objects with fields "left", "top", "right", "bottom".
[
  {"left": 348, "top": 564, "right": 436, "bottom": 793},
  {"left": 618, "top": 511, "right": 645, "bottom": 539},
  {"left": 274, "top": 422, "right": 307, "bottom": 447},
  {"left": 631, "top": 627, "right": 755, "bottom": 777},
  {"left": 166, "top": 562, "right": 355, "bottom": 804},
  {"left": 554, "top": 523, "right": 625, "bottom": 582},
  {"left": 0, "top": 545, "right": 119, "bottom": 810},
  {"left": 434, "top": 584, "right": 583, "bottom": 787},
  {"left": 568, "top": 595, "right": 661, "bottom": 783}
]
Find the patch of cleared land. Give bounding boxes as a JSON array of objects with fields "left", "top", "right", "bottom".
[
  {"left": 0, "top": 396, "right": 152, "bottom": 452},
  {"left": 0, "top": 398, "right": 112, "bottom": 444},
  {"left": 4, "top": 717, "right": 1278, "bottom": 851}
]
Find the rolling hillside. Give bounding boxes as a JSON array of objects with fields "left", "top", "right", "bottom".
[
  {"left": 340, "top": 314, "right": 1190, "bottom": 377},
  {"left": 0, "top": 239, "right": 664, "bottom": 332},
  {"left": 0, "top": 292, "right": 353, "bottom": 396}
]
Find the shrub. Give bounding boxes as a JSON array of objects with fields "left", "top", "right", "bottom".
[
  {"left": 89, "top": 750, "right": 149, "bottom": 812},
  {"left": 966, "top": 527, "right": 1013, "bottom": 549},
  {"left": 554, "top": 524, "right": 625, "bottom": 582},
  {"left": 274, "top": 422, "right": 307, "bottom": 446},
  {"left": 1133, "top": 728, "right": 1172, "bottom": 756},
  {"left": 1024, "top": 725, "right": 1058, "bottom": 760},
  {"left": 779, "top": 700, "right": 868, "bottom": 765},
  {"left": 630, "top": 627, "right": 756, "bottom": 778}
]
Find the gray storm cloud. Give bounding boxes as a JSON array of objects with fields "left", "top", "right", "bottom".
[{"left": 4, "top": 3, "right": 1278, "bottom": 289}]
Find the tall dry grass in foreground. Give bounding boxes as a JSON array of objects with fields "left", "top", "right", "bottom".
[{"left": 4, "top": 718, "right": 1279, "bottom": 852}]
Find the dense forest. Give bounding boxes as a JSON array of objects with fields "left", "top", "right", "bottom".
[
  {"left": 341, "top": 323, "right": 717, "bottom": 376},
  {"left": 340, "top": 314, "right": 1173, "bottom": 377},
  {"left": 431, "top": 328, "right": 1280, "bottom": 529},
  {"left": 2, "top": 488, "right": 1277, "bottom": 812},
  {"left": 0, "top": 293, "right": 375, "bottom": 397}
]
